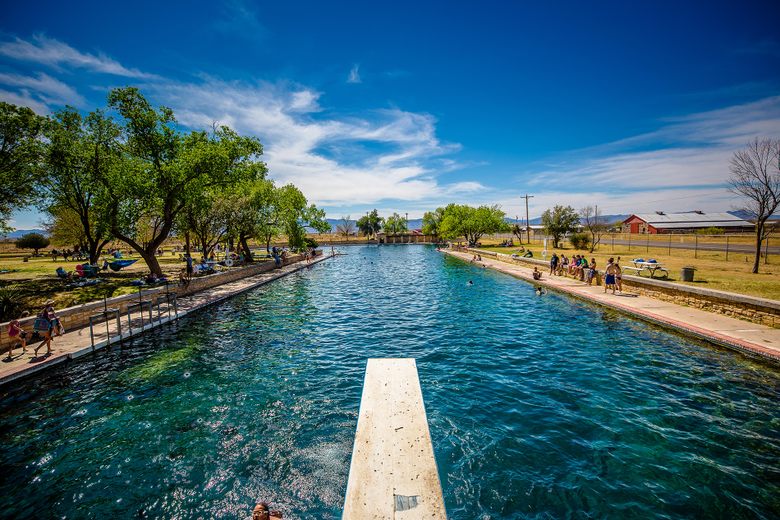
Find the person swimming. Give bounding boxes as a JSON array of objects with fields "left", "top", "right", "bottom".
[
  {"left": 535, "top": 286, "right": 546, "bottom": 295},
  {"left": 467, "top": 280, "right": 473, "bottom": 286}
]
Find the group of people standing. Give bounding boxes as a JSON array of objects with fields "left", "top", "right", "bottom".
[{"left": 548, "top": 253, "right": 623, "bottom": 294}]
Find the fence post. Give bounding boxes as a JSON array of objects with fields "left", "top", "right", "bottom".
[
  {"left": 628, "top": 234, "right": 631, "bottom": 251},
  {"left": 725, "top": 235, "right": 729, "bottom": 261},
  {"left": 765, "top": 238, "right": 769, "bottom": 264},
  {"left": 668, "top": 234, "right": 672, "bottom": 255},
  {"left": 695, "top": 235, "right": 698, "bottom": 259},
  {"left": 612, "top": 234, "right": 615, "bottom": 251},
  {"left": 646, "top": 235, "right": 649, "bottom": 253}
]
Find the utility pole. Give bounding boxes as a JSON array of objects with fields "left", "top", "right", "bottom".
[{"left": 520, "top": 194, "right": 534, "bottom": 244}]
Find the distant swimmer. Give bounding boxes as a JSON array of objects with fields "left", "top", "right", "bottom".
[
  {"left": 467, "top": 280, "right": 474, "bottom": 286},
  {"left": 535, "top": 286, "right": 547, "bottom": 296},
  {"left": 253, "top": 502, "right": 283, "bottom": 519}
]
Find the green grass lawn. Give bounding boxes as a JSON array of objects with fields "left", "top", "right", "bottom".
[
  {"left": 475, "top": 239, "right": 780, "bottom": 301},
  {"left": 0, "top": 248, "right": 271, "bottom": 321}
]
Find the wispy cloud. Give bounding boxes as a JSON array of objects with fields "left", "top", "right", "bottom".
[
  {"left": 146, "top": 77, "right": 473, "bottom": 206},
  {"left": 0, "top": 34, "right": 155, "bottom": 78},
  {"left": 347, "top": 64, "right": 361, "bottom": 84},
  {"left": 515, "top": 96, "right": 780, "bottom": 215},
  {"left": 214, "top": 0, "right": 267, "bottom": 39},
  {"left": 0, "top": 71, "right": 85, "bottom": 108}
]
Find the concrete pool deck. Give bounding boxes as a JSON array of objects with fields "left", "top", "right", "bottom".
[
  {"left": 0, "top": 254, "right": 331, "bottom": 387},
  {"left": 443, "top": 249, "right": 780, "bottom": 365}
]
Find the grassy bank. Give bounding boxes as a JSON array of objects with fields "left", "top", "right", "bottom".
[{"left": 475, "top": 239, "right": 780, "bottom": 300}]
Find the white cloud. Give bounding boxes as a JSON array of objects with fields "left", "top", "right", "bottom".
[
  {"left": 0, "top": 71, "right": 85, "bottom": 108},
  {"left": 347, "top": 64, "right": 361, "bottom": 84},
  {"left": 519, "top": 96, "right": 780, "bottom": 212},
  {"left": 145, "top": 78, "right": 473, "bottom": 206},
  {"left": 0, "top": 34, "right": 155, "bottom": 78}
]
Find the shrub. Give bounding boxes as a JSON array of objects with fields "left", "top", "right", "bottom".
[
  {"left": 304, "top": 237, "right": 319, "bottom": 249},
  {"left": 569, "top": 232, "right": 591, "bottom": 250},
  {"left": 0, "top": 286, "right": 24, "bottom": 322}
]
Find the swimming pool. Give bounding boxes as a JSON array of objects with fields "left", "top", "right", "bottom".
[{"left": 1, "top": 245, "right": 778, "bottom": 518}]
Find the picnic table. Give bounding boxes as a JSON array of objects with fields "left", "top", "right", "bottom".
[{"left": 622, "top": 260, "right": 669, "bottom": 278}]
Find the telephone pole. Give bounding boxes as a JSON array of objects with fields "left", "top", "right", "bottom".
[{"left": 520, "top": 194, "right": 534, "bottom": 244}]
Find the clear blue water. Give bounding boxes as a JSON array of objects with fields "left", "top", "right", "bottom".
[{"left": 1, "top": 245, "right": 779, "bottom": 519}]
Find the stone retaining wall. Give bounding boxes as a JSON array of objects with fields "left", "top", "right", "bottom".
[
  {"left": 464, "top": 247, "right": 780, "bottom": 329},
  {"left": 0, "top": 253, "right": 306, "bottom": 351}
]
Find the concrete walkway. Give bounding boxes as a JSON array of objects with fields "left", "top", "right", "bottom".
[
  {"left": 0, "top": 254, "right": 332, "bottom": 386},
  {"left": 444, "top": 250, "right": 780, "bottom": 364}
]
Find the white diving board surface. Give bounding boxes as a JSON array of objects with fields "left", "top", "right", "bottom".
[{"left": 343, "top": 358, "right": 446, "bottom": 519}]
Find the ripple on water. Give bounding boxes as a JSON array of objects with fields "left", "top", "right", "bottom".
[{"left": 0, "top": 245, "right": 779, "bottom": 519}]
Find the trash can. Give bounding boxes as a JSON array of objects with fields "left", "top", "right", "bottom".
[{"left": 680, "top": 266, "right": 695, "bottom": 282}]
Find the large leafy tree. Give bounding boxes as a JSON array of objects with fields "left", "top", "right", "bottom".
[
  {"left": 183, "top": 189, "right": 232, "bottom": 259},
  {"left": 729, "top": 138, "right": 780, "bottom": 274},
  {"left": 356, "top": 209, "right": 383, "bottom": 238},
  {"left": 223, "top": 178, "right": 275, "bottom": 260},
  {"left": 541, "top": 205, "right": 579, "bottom": 248},
  {"left": 421, "top": 207, "right": 445, "bottom": 236},
  {"left": 438, "top": 204, "right": 508, "bottom": 245},
  {"left": 42, "top": 107, "right": 116, "bottom": 264},
  {"left": 103, "top": 87, "right": 265, "bottom": 276},
  {"left": 384, "top": 212, "right": 408, "bottom": 235},
  {"left": 16, "top": 232, "right": 50, "bottom": 255},
  {"left": 0, "top": 102, "right": 45, "bottom": 233}
]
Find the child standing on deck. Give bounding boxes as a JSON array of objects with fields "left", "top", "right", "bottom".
[{"left": 6, "top": 312, "right": 29, "bottom": 360}]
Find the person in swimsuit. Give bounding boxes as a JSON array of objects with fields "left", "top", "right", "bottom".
[{"left": 605, "top": 258, "right": 617, "bottom": 294}]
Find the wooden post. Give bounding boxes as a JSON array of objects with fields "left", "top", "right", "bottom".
[
  {"left": 725, "top": 235, "right": 729, "bottom": 261},
  {"left": 668, "top": 234, "right": 672, "bottom": 255},
  {"left": 695, "top": 235, "right": 698, "bottom": 259},
  {"left": 646, "top": 234, "right": 649, "bottom": 253}
]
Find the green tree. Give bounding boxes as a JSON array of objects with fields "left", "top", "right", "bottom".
[
  {"left": 421, "top": 207, "right": 444, "bottom": 236},
  {"left": 384, "top": 212, "right": 408, "bottom": 235},
  {"left": 541, "top": 205, "right": 579, "bottom": 248},
  {"left": 41, "top": 107, "right": 116, "bottom": 264},
  {"left": 183, "top": 189, "right": 232, "bottom": 259},
  {"left": 102, "top": 87, "right": 265, "bottom": 276},
  {"left": 438, "top": 204, "right": 508, "bottom": 245},
  {"left": 223, "top": 178, "right": 275, "bottom": 260},
  {"left": 0, "top": 102, "right": 45, "bottom": 233},
  {"left": 16, "top": 232, "right": 50, "bottom": 255},
  {"left": 45, "top": 205, "right": 90, "bottom": 250},
  {"left": 356, "top": 209, "right": 383, "bottom": 239}
]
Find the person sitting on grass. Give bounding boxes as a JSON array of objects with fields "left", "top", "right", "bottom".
[
  {"left": 6, "top": 312, "right": 29, "bottom": 360},
  {"left": 532, "top": 267, "right": 542, "bottom": 280}
]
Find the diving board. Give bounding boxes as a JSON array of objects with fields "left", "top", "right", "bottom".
[{"left": 343, "top": 358, "right": 446, "bottom": 519}]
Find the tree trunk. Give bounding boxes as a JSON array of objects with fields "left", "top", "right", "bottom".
[
  {"left": 185, "top": 231, "right": 191, "bottom": 255},
  {"left": 753, "top": 223, "right": 763, "bottom": 274},
  {"left": 240, "top": 236, "right": 253, "bottom": 261}
]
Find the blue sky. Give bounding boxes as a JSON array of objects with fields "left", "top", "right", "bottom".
[{"left": 2, "top": 0, "right": 779, "bottom": 228}]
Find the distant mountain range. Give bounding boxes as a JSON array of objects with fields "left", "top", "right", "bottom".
[{"left": 1, "top": 228, "right": 48, "bottom": 239}]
